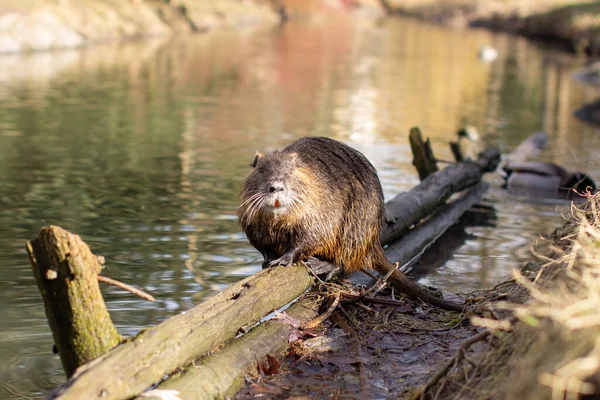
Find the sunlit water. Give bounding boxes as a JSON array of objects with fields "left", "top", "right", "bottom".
[{"left": 0, "top": 16, "right": 599, "bottom": 398}]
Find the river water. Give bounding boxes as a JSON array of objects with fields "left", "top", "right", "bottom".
[{"left": 0, "top": 16, "right": 599, "bottom": 398}]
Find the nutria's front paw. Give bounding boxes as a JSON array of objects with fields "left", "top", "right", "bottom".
[{"left": 267, "top": 253, "right": 295, "bottom": 268}]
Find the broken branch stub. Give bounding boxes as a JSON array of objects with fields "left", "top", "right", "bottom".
[
  {"left": 409, "top": 126, "right": 438, "bottom": 181},
  {"left": 27, "top": 225, "right": 122, "bottom": 378}
]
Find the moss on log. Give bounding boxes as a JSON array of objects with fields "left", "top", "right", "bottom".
[
  {"left": 143, "top": 296, "right": 320, "bottom": 399},
  {"left": 49, "top": 264, "right": 313, "bottom": 400},
  {"left": 26, "top": 226, "right": 122, "bottom": 378}
]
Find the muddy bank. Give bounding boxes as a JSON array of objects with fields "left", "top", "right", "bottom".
[
  {"left": 383, "top": 0, "right": 600, "bottom": 54},
  {"left": 233, "top": 194, "right": 600, "bottom": 399}
]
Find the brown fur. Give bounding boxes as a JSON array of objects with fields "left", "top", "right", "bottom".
[{"left": 237, "top": 136, "right": 463, "bottom": 312}]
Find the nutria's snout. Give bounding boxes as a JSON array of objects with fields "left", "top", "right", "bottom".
[
  {"left": 268, "top": 180, "right": 285, "bottom": 193},
  {"left": 263, "top": 179, "right": 293, "bottom": 212}
]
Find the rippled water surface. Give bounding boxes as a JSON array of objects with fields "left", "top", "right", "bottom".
[{"left": 1, "top": 16, "right": 599, "bottom": 398}]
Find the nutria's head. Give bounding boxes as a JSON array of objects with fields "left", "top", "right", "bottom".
[{"left": 237, "top": 150, "right": 306, "bottom": 224}]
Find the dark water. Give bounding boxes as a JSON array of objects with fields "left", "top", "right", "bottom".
[{"left": 0, "top": 16, "right": 599, "bottom": 398}]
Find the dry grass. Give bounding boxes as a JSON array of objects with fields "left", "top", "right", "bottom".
[
  {"left": 504, "top": 193, "right": 600, "bottom": 400},
  {"left": 419, "top": 193, "right": 600, "bottom": 399}
]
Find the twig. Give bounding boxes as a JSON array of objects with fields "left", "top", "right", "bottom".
[
  {"left": 355, "top": 302, "right": 374, "bottom": 313},
  {"left": 370, "top": 262, "right": 400, "bottom": 297},
  {"left": 352, "top": 262, "right": 400, "bottom": 305},
  {"left": 330, "top": 312, "right": 358, "bottom": 336},
  {"left": 413, "top": 316, "right": 518, "bottom": 400},
  {"left": 337, "top": 305, "right": 361, "bottom": 332},
  {"left": 97, "top": 275, "right": 156, "bottom": 302},
  {"left": 412, "top": 329, "right": 492, "bottom": 400},
  {"left": 341, "top": 292, "right": 412, "bottom": 309},
  {"left": 303, "top": 293, "right": 341, "bottom": 329}
]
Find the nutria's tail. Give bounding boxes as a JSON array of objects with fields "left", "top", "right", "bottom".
[{"left": 373, "top": 259, "right": 465, "bottom": 312}]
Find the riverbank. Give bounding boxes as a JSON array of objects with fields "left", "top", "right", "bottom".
[
  {"left": 0, "top": 0, "right": 384, "bottom": 54},
  {"left": 0, "top": 0, "right": 279, "bottom": 53},
  {"left": 384, "top": 0, "right": 600, "bottom": 55},
  {"left": 418, "top": 192, "right": 600, "bottom": 399}
]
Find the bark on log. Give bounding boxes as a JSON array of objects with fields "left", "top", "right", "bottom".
[
  {"left": 383, "top": 146, "right": 500, "bottom": 244},
  {"left": 27, "top": 226, "right": 122, "bottom": 378},
  {"left": 141, "top": 296, "right": 320, "bottom": 400},
  {"left": 385, "top": 181, "right": 488, "bottom": 271},
  {"left": 49, "top": 264, "right": 313, "bottom": 400}
]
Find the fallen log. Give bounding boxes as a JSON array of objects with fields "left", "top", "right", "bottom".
[
  {"left": 351, "top": 181, "right": 488, "bottom": 290},
  {"left": 141, "top": 296, "right": 320, "bottom": 400},
  {"left": 385, "top": 181, "right": 489, "bottom": 271},
  {"left": 48, "top": 264, "right": 313, "bottom": 400},
  {"left": 383, "top": 146, "right": 500, "bottom": 244}
]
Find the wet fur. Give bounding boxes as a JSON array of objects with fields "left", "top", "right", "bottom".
[{"left": 237, "top": 136, "right": 463, "bottom": 312}]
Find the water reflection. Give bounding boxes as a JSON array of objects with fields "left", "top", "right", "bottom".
[{"left": 0, "top": 16, "right": 599, "bottom": 399}]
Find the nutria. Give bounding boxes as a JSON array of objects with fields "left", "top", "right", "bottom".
[{"left": 237, "top": 136, "right": 463, "bottom": 312}]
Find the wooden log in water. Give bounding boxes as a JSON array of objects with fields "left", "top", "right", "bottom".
[
  {"left": 49, "top": 264, "right": 313, "bottom": 400},
  {"left": 385, "top": 181, "right": 489, "bottom": 270},
  {"left": 26, "top": 226, "right": 122, "bottom": 378},
  {"left": 141, "top": 296, "right": 320, "bottom": 400},
  {"left": 383, "top": 146, "right": 500, "bottom": 244}
]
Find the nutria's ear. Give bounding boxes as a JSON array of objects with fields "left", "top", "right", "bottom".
[
  {"left": 250, "top": 152, "right": 264, "bottom": 168},
  {"left": 288, "top": 152, "right": 300, "bottom": 163}
]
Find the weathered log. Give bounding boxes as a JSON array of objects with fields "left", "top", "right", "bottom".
[
  {"left": 27, "top": 226, "right": 122, "bottom": 378},
  {"left": 385, "top": 181, "right": 489, "bottom": 271},
  {"left": 141, "top": 296, "right": 320, "bottom": 400},
  {"left": 351, "top": 182, "right": 488, "bottom": 289},
  {"left": 409, "top": 127, "right": 438, "bottom": 180},
  {"left": 383, "top": 146, "right": 500, "bottom": 244},
  {"left": 49, "top": 264, "right": 313, "bottom": 400}
]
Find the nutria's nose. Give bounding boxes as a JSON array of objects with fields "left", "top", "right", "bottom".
[{"left": 269, "top": 182, "right": 285, "bottom": 193}]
